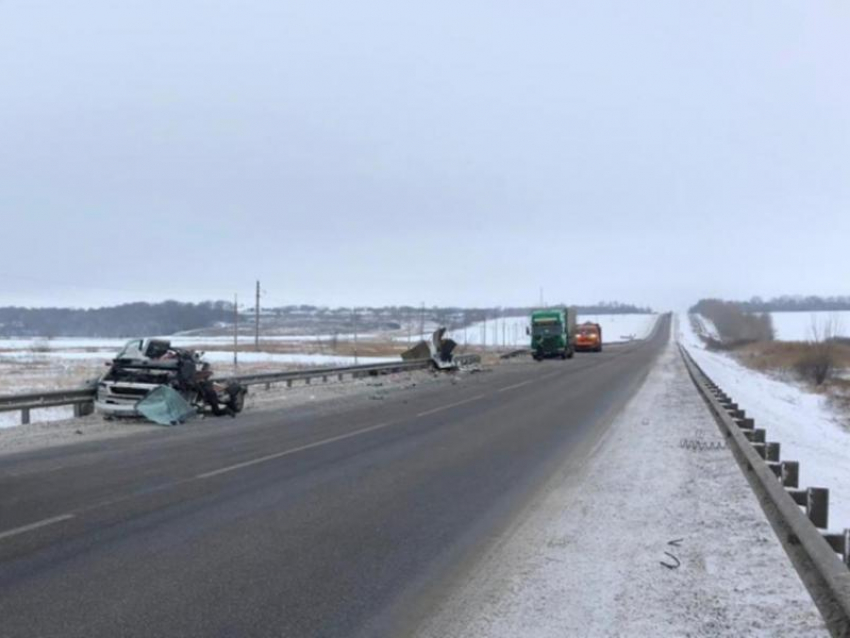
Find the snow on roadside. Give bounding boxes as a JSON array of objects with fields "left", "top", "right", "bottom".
[
  {"left": 416, "top": 339, "right": 826, "bottom": 637},
  {"left": 693, "top": 313, "right": 720, "bottom": 340},
  {"left": 679, "top": 314, "right": 850, "bottom": 531}
]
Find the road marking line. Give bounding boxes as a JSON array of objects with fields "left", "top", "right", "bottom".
[
  {"left": 497, "top": 380, "right": 533, "bottom": 393},
  {"left": 0, "top": 514, "right": 75, "bottom": 541},
  {"left": 416, "top": 394, "right": 487, "bottom": 418},
  {"left": 196, "top": 421, "right": 397, "bottom": 479}
]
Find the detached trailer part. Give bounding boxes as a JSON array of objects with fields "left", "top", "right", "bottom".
[{"left": 401, "top": 327, "right": 458, "bottom": 370}]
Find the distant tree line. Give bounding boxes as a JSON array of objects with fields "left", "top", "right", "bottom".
[
  {"left": 691, "top": 295, "right": 850, "bottom": 313},
  {"left": 0, "top": 300, "right": 653, "bottom": 337},
  {"left": 266, "top": 301, "right": 652, "bottom": 319},
  {"left": 0, "top": 301, "right": 232, "bottom": 337}
]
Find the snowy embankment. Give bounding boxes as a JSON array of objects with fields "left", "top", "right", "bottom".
[
  {"left": 769, "top": 311, "right": 850, "bottom": 341},
  {"left": 681, "top": 314, "right": 850, "bottom": 531},
  {"left": 432, "top": 313, "right": 659, "bottom": 348},
  {"left": 417, "top": 336, "right": 826, "bottom": 637}
]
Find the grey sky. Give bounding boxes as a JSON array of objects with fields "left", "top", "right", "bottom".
[{"left": 1, "top": 1, "right": 848, "bottom": 310}]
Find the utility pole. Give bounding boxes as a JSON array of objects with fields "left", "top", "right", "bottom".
[
  {"left": 419, "top": 302, "right": 425, "bottom": 338},
  {"left": 539, "top": 287, "right": 544, "bottom": 307},
  {"left": 254, "top": 280, "right": 260, "bottom": 351},
  {"left": 352, "top": 308, "right": 358, "bottom": 365},
  {"left": 233, "top": 293, "right": 239, "bottom": 369}
]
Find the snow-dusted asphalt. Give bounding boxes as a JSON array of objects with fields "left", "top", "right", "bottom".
[
  {"left": 417, "top": 332, "right": 826, "bottom": 637},
  {"left": 0, "top": 316, "right": 829, "bottom": 636}
]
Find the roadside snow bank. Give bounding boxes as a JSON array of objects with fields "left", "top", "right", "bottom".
[
  {"left": 680, "top": 314, "right": 850, "bottom": 531},
  {"left": 416, "top": 340, "right": 825, "bottom": 637}
]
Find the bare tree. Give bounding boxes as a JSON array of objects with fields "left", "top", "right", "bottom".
[{"left": 796, "top": 314, "right": 843, "bottom": 385}]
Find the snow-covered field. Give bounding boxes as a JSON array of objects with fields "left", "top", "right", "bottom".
[
  {"left": 680, "top": 314, "right": 850, "bottom": 531},
  {"left": 769, "top": 311, "right": 850, "bottom": 342},
  {"left": 416, "top": 313, "right": 659, "bottom": 348}
]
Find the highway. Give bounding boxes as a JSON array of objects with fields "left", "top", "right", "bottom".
[{"left": 0, "top": 316, "right": 669, "bottom": 638}]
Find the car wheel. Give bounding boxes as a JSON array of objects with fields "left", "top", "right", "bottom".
[{"left": 231, "top": 390, "right": 246, "bottom": 413}]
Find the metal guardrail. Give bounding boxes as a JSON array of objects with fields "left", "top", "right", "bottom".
[
  {"left": 679, "top": 345, "right": 850, "bottom": 636},
  {"left": 0, "top": 355, "right": 481, "bottom": 426}
]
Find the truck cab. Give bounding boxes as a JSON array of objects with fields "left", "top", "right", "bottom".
[{"left": 529, "top": 308, "right": 577, "bottom": 360}]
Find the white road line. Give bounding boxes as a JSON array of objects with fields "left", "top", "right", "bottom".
[
  {"left": 416, "top": 394, "right": 487, "bottom": 418},
  {"left": 0, "top": 514, "right": 75, "bottom": 542},
  {"left": 497, "top": 380, "right": 533, "bottom": 393},
  {"left": 197, "top": 421, "right": 397, "bottom": 479}
]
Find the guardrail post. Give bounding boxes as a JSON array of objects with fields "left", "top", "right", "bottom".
[
  {"left": 735, "top": 417, "right": 755, "bottom": 429},
  {"left": 808, "top": 488, "right": 830, "bottom": 529},
  {"left": 322, "top": 375, "right": 328, "bottom": 383},
  {"left": 782, "top": 461, "right": 799, "bottom": 488},
  {"left": 74, "top": 401, "right": 95, "bottom": 418},
  {"left": 765, "top": 442, "right": 780, "bottom": 462},
  {"left": 823, "top": 531, "right": 850, "bottom": 567},
  {"left": 743, "top": 429, "right": 765, "bottom": 443},
  {"left": 789, "top": 489, "right": 807, "bottom": 506},
  {"left": 21, "top": 408, "right": 30, "bottom": 425},
  {"left": 338, "top": 374, "right": 344, "bottom": 382},
  {"left": 843, "top": 529, "right": 850, "bottom": 567},
  {"left": 286, "top": 380, "right": 293, "bottom": 388}
]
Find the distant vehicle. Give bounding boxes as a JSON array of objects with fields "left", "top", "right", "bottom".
[
  {"left": 528, "top": 308, "right": 576, "bottom": 360},
  {"left": 575, "top": 322, "right": 603, "bottom": 352},
  {"left": 95, "top": 338, "right": 246, "bottom": 420}
]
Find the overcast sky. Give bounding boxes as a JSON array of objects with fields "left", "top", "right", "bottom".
[{"left": 1, "top": 1, "right": 847, "bottom": 311}]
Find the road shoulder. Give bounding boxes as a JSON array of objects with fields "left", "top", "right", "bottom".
[{"left": 415, "top": 341, "right": 828, "bottom": 637}]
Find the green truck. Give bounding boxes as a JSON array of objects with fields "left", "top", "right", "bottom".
[{"left": 529, "top": 307, "right": 577, "bottom": 360}]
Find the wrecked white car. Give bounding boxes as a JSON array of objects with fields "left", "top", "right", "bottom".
[{"left": 95, "top": 338, "right": 247, "bottom": 424}]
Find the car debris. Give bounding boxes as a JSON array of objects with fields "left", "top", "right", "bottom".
[
  {"left": 400, "top": 327, "right": 459, "bottom": 370},
  {"left": 95, "top": 338, "right": 247, "bottom": 424}
]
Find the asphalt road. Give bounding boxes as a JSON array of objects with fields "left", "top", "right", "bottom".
[{"left": 0, "top": 316, "right": 669, "bottom": 638}]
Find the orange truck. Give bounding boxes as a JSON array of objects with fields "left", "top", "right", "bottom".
[{"left": 575, "top": 322, "right": 603, "bottom": 352}]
